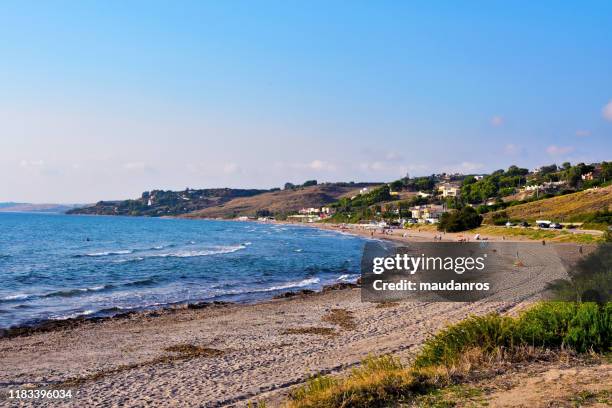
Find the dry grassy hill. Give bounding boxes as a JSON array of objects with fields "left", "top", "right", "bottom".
[
  {"left": 486, "top": 185, "right": 612, "bottom": 222},
  {"left": 185, "top": 184, "right": 378, "bottom": 218}
]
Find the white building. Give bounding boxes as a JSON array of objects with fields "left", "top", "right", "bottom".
[{"left": 438, "top": 183, "right": 461, "bottom": 198}]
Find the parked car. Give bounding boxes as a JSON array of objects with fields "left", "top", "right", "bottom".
[
  {"left": 550, "top": 223, "right": 562, "bottom": 229},
  {"left": 505, "top": 221, "right": 514, "bottom": 227},
  {"left": 519, "top": 221, "right": 530, "bottom": 227}
]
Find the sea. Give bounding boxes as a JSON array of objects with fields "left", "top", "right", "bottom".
[{"left": 0, "top": 212, "right": 366, "bottom": 328}]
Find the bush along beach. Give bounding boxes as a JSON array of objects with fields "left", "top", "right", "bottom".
[{"left": 285, "top": 301, "right": 611, "bottom": 407}]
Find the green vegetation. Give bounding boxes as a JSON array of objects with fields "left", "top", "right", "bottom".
[
  {"left": 484, "top": 184, "right": 612, "bottom": 225},
  {"left": 461, "top": 165, "right": 529, "bottom": 204},
  {"left": 286, "top": 302, "right": 611, "bottom": 407},
  {"left": 285, "top": 180, "right": 318, "bottom": 190},
  {"left": 532, "top": 161, "right": 611, "bottom": 188},
  {"left": 437, "top": 206, "right": 483, "bottom": 232},
  {"left": 327, "top": 185, "right": 392, "bottom": 223},
  {"left": 473, "top": 225, "right": 603, "bottom": 244},
  {"left": 415, "top": 302, "right": 610, "bottom": 369},
  {"left": 68, "top": 188, "right": 269, "bottom": 216}
]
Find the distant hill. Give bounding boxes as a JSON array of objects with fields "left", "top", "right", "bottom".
[
  {"left": 67, "top": 188, "right": 269, "bottom": 216},
  {"left": 485, "top": 185, "right": 612, "bottom": 222},
  {"left": 0, "top": 203, "right": 80, "bottom": 213},
  {"left": 185, "top": 183, "right": 379, "bottom": 219}
]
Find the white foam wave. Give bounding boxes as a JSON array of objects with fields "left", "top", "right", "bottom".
[
  {"left": 267, "top": 277, "right": 320, "bottom": 291},
  {"left": 154, "top": 245, "right": 246, "bottom": 258},
  {"left": 1, "top": 293, "right": 31, "bottom": 301}
]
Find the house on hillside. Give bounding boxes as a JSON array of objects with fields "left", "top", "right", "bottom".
[
  {"left": 437, "top": 183, "right": 461, "bottom": 198},
  {"left": 410, "top": 204, "right": 445, "bottom": 224},
  {"left": 320, "top": 207, "right": 334, "bottom": 215}
]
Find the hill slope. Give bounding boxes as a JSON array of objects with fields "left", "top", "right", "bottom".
[
  {"left": 185, "top": 184, "right": 377, "bottom": 218},
  {"left": 486, "top": 185, "right": 612, "bottom": 222},
  {"left": 0, "top": 203, "right": 80, "bottom": 213},
  {"left": 68, "top": 188, "right": 269, "bottom": 216}
]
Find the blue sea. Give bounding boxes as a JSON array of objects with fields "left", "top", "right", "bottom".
[{"left": 0, "top": 213, "right": 366, "bottom": 328}]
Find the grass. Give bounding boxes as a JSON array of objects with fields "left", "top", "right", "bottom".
[
  {"left": 485, "top": 185, "right": 612, "bottom": 223},
  {"left": 472, "top": 225, "right": 603, "bottom": 243},
  {"left": 285, "top": 302, "right": 611, "bottom": 407}
]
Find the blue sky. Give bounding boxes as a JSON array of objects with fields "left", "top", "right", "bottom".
[{"left": 1, "top": 1, "right": 611, "bottom": 202}]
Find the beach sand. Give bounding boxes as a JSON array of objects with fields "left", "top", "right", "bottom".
[
  {"left": 0, "top": 285, "right": 526, "bottom": 407},
  {"left": 0, "top": 225, "right": 591, "bottom": 407}
]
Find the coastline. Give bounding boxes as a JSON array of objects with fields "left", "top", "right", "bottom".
[
  {"left": 0, "top": 280, "right": 523, "bottom": 407},
  {"left": 1, "top": 216, "right": 597, "bottom": 407},
  {"left": 2, "top": 215, "right": 591, "bottom": 338}
]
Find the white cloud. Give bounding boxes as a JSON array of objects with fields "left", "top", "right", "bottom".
[
  {"left": 603, "top": 100, "right": 612, "bottom": 121},
  {"left": 575, "top": 129, "right": 591, "bottom": 137},
  {"left": 490, "top": 115, "right": 504, "bottom": 127},
  {"left": 307, "top": 159, "right": 336, "bottom": 171},
  {"left": 222, "top": 162, "right": 240, "bottom": 174},
  {"left": 503, "top": 144, "right": 522, "bottom": 156},
  {"left": 546, "top": 145, "right": 575, "bottom": 156}
]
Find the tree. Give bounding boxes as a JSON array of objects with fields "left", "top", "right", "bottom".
[
  {"left": 284, "top": 182, "right": 296, "bottom": 190},
  {"left": 302, "top": 180, "right": 318, "bottom": 187},
  {"left": 389, "top": 180, "right": 404, "bottom": 192},
  {"left": 438, "top": 206, "right": 483, "bottom": 232}
]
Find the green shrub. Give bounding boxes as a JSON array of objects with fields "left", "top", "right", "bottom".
[
  {"left": 286, "top": 301, "right": 611, "bottom": 407},
  {"left": 438, "top": 207, "right": 483, "bottom": 232},
  {"left": 415, "top": 302, "right": 611, "bottom": 369}
]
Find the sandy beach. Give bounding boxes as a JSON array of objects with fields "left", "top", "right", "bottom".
[
  {"left": 1, "top": 285, "right": 527, "bottom": 408},
  {"left": 0, "top": 225, "right": 593, "bottom": 407}
]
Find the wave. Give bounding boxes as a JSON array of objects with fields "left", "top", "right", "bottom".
[
  {"left": 150, "top": 244, "right": 175, "bottom": 250},
  {"left": 266, "top": 277, "right": 320, "bottom": 291},
  {"left": 113, "top": 257, "right": 145, "bottom": 264},
  {"left": 1, "top": 293, "right": 32, "bottom": 302},
  {"left": 0, "top": 279, "right": 158, "bottom": 304},
  {"left": 75, "top": 249, "right": 134, "bottom": 258},
  {"left": 153, "top": 244, "right": 246, "bottom": 258},
  {"left": 337, "top": 274, "right": 359, "bottom": 282},
  {"left": 40, "top": 285, "right": 115, "bottom": 299},
  {"left": 123, "top": 278, "right": 156, "bottom": 287}
]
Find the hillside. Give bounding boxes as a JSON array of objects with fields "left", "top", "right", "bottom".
[
  {"left": 67, "top": 188, "right": 269, "bottom": 216},
  {"left": 185, "top": 183, "right": 377, "bottom": 218},
  {"left": 486, "top": 185, "right": 612, "bottom": 222},
  {"left": 0, "top": 203, "right": 80, "bottom": 213}
]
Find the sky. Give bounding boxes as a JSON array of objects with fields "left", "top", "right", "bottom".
[{"left": 1, "top": 1, "right": 611, "bottom": 203}]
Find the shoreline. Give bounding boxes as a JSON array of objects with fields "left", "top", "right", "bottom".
[
  {"left": 0, "top": 281, "right": 525, "bottom": 407},
  {"left": 0, "top": 282, "right": 358, "bottom": 340},
  {"left": 2, "top": 215, "right": 588, "bottom": 338},
  {"left": 0, "top": 217, "right": 596, "bottom": 406}
]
